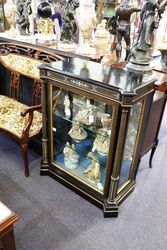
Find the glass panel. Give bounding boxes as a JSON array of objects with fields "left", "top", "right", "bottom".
[
  {"left": 52, "top": 86, "right": 113, "bottom": 193},
  {"left": 118, "top": 101, "right": 143, "bottom": 188}
]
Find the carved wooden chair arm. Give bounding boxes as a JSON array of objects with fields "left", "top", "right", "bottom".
[
  {"left": 20, "top": 104, "right": 42, "bottom": 143},
  {"left": 21, "top": 104, "right": 42, "bottom": 117}
]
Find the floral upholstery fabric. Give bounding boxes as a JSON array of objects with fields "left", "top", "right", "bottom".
[
  {"left": 1, "top": 54, "right": 40, "bottom": 79},
  {"left": 0, "top": 95, "right": 42, "bottom": 138}
]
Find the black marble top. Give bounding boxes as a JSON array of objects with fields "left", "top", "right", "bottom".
[{"left": 39, "top": 57, "right": 156, "bottom": 95}]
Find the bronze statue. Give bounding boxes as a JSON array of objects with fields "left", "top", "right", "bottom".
[
  {"left": 137, "top": 0, "right": 161, "bottom": 52},
  {"left": 16, "top": 0, "right": 32, "bottom": 35},
  {"left": 59, "top": 0, "right": 78, "bottom": 43},
  {"left": 61, "top": 12, "right": 77, "bottom": 43},
  {"left": 127, "top": 0, "right": 167, "bottom": 72},
  {"left": 114, "top": 0, "right": 141, "bottom": 61}
]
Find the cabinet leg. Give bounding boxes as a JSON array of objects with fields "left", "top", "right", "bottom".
[
  {"left": 149, "top": 140, "right": 158, "bottom": 168},
  {"left": 103, "top": 199, "right": 119, "bottom": 218}
]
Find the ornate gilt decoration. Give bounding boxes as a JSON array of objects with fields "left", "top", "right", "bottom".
[{"left": 36, "top": 18, "right": 54, "bottom": 36}]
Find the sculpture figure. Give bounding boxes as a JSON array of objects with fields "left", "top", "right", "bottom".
[
  {"left": 127, "top": 0, "right": 167, "bottom": 71},
  {"left": 113, "top": 0, "right": 141, "bottom": 61},
  {"left": 61, "top": 12, "right": 77, "bottom": 43},
  {"left": 17, "top": 0, "right": 32, "bottom": 35},
  {"left": 84, "top": 152, "right": 101, "bottom": 184},
  {"left": 63, "top": 142, "right": 79, "bottom": 169},
  {"left": 75, "top": 99, "right": 97, "bottom": 126},
  {"left": 64, "top": 95, "right": 71, "bottom": 119},
  {"left": 68, "top": 120, "right": 87, "bottom": 142},
  {"left": 59, "top": 0, "right": 79, "bottom": 43},
  {"left": 92, "top": 128, "right": 110, "bottom": 155},
  {"left": 137, "top": 0, "right": 161, "bottom": 53},
  {"left": 101, "top": 114, "right": 112, "bottom": 130}
]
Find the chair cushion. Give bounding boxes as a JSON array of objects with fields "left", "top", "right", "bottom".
[{"left": 0, "top": 95, "right": 42, "bottom": 138}]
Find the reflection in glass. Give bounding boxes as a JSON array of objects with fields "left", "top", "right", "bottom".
[
  {"left": 52, "top": 86, "right": 113, "bottom": 192},
  {"left": 118, "top": 101, "right": 143, "bottom": 188}
]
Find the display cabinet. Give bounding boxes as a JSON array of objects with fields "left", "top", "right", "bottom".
[{"left": 39, "top": 58, "right": 156, "bottom": 217}]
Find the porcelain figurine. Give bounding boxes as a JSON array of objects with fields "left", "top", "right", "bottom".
[
  {"left": 75, "top": 99, "right": 97, "bottom": 126},
  {"left": 63, "top": 142, "right": 79, "bottom": 169},
  {"left": 92, "top": 128, "right": 110, "bottom": 156},
  {"left": 64, "top": 95, "right": 71, "bottom": 119},
  {"left": 101, "top": 114, "right": 112, "bottom": 130},
  {"left": 68, "top": 120, "right": 87, "bottom": 142},
  {"left": 84, "top": 152, "right": 101, "bottom": 184}
]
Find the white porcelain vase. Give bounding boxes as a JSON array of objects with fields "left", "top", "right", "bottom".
[
  {"left": 4, "top": 0, "right": 18, "bottom": 34},
  {"left": 75, "top": 0, "right": 97, "bottom": 54},
  {"left": 93, "top": 19, "right": 111, "bottom": 63}
]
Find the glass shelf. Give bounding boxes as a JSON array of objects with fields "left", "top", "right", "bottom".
[{"left": 53, "top": 112, "right": 111, "bottom": 139}]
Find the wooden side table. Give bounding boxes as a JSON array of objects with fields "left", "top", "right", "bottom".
[
  {"left": 0, "top": 202, "right": 20, "bottom": 250},
  {"left": 140, "top": 69, "right": 167, "bottom": 167}
]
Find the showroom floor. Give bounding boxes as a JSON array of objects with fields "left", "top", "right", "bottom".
[{"left": 0, "top": 105, "right": 167, "bottom": 250}]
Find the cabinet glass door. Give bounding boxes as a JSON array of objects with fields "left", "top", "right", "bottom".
[
  {"left": 118, "top": 101, "right": 143, "bottom": 188},
  {"left": 51, "top": 86, "right": 113, "bottom": 193}
]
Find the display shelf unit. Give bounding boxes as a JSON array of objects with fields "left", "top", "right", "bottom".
[{"left": 39, "top": 58, "right": 156, "bottom": 217}]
